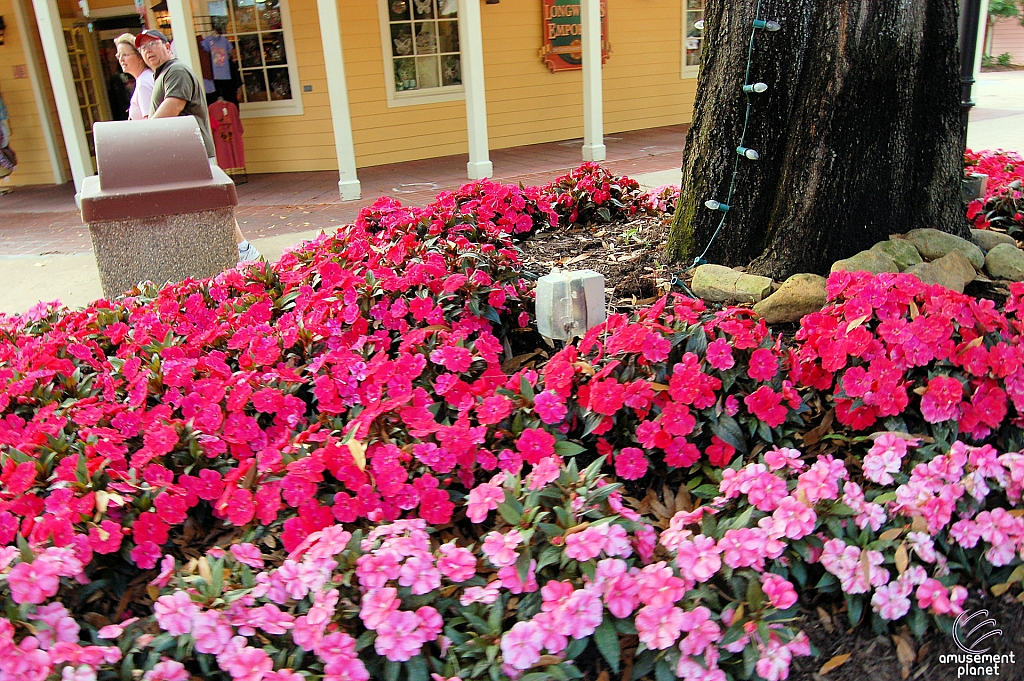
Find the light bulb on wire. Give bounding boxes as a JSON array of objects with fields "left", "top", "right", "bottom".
[
  {"left": 736, "top": 146, "right": 760, "bottom": 161},
  {"left": 743, "top": 82, "right": 768, "bottom": 94},
  {"left": 705, "top": 200, "right": 730, "bottom": 212},
  {"left": 752, "top": 19, "right": 781, "bottom": 31},
  {"left": 694, "top": 19, "right": 704, "bottom": 30}
]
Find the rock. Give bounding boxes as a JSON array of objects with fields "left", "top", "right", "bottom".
[
  {"left": 904, "top": 250, "right": 977, "bottom": 293},
  {"left": 691, "top": 264, "right": 773, "bottom": 303},
  {"left": 753, "top": 273, "right": 828, "bottom": 324},
  {"left": 971, "top": 228, "right": 1017, "bottom": 253},
  {"left": 984, "top": 243, "right": 1024, "bottom": 282},
  {"left": 869, "top": 239, "right": 922, "bottom": 271},
  {"left": 900, "top": 228, "right": 985, "bottom": 269},
  {"left": 830, "top": 249, "right": 899, "bottom": 275}
]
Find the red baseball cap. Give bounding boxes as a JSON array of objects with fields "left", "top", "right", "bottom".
[{"left": 135, "top": 29, "right": 170, "bottom": 48}]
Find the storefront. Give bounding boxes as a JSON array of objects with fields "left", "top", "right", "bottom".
[{"left": 0, "top": 0, "right": 706, "bottom": 196}]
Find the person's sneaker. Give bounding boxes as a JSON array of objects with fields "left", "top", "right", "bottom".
[{"left": 237, "top": 240, "right": 263, "bottom": 263}]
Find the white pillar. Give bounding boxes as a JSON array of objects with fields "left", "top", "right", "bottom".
[
  {"left": 32, "top": 0, "right": 92, "bottom": 192},
  {"left": 580, "top": 0, "right": 605, "bottom": 162},
  {"left": 975, "top": 0, "right": 990, "bottom": 81},
  {"left": 458, "top": 0, "right": 492, "bottom": 179},
  {"left": 14, "top": 0, "right": 66, "bottom": 184},
  {"left": 166, "top": 0, "right": 202, "bottom": 78},
  {"left": 315, "top": 0, "right": 361, "bottom": 200}
]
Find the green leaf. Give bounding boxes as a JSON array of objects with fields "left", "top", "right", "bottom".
[
  {"left": 554, "top": 440, "right": 587, "bottom": 457},
  {"left": 846, "top": 595, "right": 864, "bottom": 627},
  {"left": 383, "top": 660, "right": 401, "bottom": 681},
  {"left": 691, "top": 483, "right": 721, "bottom": 499},
  {"left": 747, "top": 577, "right": 765, "bottom": 611},
  {"left": 711, "top": 415, "right": 747, "bottom": 453},
  {"left": 497, "top": 502, "right": 522, "bottom": 526},
  {"left": 565, "top": 636, "right": 588, "bottom": 659},
  {"left": 582, "top": 411, "right": 605, "bottom": 437},
  {"left": 516, "top": 547, "right": 533, "bottom": 584},
  {"left": 685, "top": 326, "right": 709, "bottom": 356},
  {"left": 593, "top": 619, "right": 620, "bottom": 673},
  {"left": 655, "top": 658, "right": 675, "bottom": 681},
  {"left": 16, "top": 532, "right": 34, "bottom": 564},
  {"left": 630, "top": 651, "right": 656, "bottom": 681},
  {"left": 488, "top": 596, "right": 506, "bottom": 634},
  {"left": 520, "top": 375, "right": 536, "bottom": 401},
  {"left": 405, "top": 655, "right": 428, "bottom": 681}
]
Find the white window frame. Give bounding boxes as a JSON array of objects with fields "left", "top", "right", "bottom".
[
  {"left": 681, "top": 0, "right": 704, "bottom": 79},
  {"left": 223, "top": 0, "right": 304, "bottom": 119},
  {"left": 376, "top": 0, "right": 465, "bottom": 108}
]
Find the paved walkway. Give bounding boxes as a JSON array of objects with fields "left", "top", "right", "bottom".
[
  {"left": 0, "top": 125, "right": 687, "bottom": 258},
  {"left": 2, "top": 70, "right": 1022, "bottom": 317}
]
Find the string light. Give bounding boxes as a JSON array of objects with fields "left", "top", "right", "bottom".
[
  {"left": 736, "top": 146, "right": 760, "bottom": 160},
  {"left": 692, "top": 0, "right": 780, "bottom": 272}
]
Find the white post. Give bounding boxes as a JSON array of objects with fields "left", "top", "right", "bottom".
[
  {"left": 975, "top": 0, "right": 990, "bottom": 81},
  {"left": 166, "top": 0, "right": 202, "bottom": 78},
  {"left": 14, "top": 0, "right": 66, "bottom": 184},
  {"left": 580, "top": 0, "right": 605, "bottom": 162},
  {"left": 458, "top": 0, "right": 492, "bottom": 179},
  {"left": 32, "top": 0, "right": 92, "bottom": 192},
  {"left": 315, "top": 0, "right": 361, "bottom": 200}
]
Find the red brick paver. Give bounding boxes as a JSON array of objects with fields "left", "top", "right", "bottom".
[{"left": 0, "top": 124, "right": 687, "bottom": 256}]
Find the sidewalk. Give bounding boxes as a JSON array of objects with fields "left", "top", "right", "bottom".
[
  {"left": 2, "top": 67, "right": 1023, "bottom": 317},
  {"left": 0, "top": 125, "right": 686, "bottom": 315}
]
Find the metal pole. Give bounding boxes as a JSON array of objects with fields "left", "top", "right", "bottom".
[{"left": 960, "top": 0, "right": 983, "bottom": 147}]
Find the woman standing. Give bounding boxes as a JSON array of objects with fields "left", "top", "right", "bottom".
[{"left": 115, "top": 33, "right": 155, "bottom": 120}]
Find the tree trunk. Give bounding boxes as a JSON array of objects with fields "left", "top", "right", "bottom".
[{"left": 666, "top": 0, "right": 968, "bottom": 279}]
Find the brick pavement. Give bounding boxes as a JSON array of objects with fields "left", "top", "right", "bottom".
[{"left": 0, "top": 124, "right": 687, "bottom": 256}]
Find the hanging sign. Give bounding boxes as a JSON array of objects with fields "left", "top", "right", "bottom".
[{"left": 540, "top": 0, "right": 610, "bottom": 73}]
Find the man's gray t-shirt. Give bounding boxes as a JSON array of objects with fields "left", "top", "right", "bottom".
[{"left": 151, "top": 59, "right": 215, "bottom": 157}]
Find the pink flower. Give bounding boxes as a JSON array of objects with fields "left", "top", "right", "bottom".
[
  {"left": 192, "top": 610, "right": 233, "bottom": 655},
  {"left": 153, "top": 591, "right": 200, "bottom": 636},
  {"left": 430, "top": 345, "right": 473, "bottom": 373},
  {"left": 533, "top": 391, "right": 568, "bottom": 424},
  {"left": 7, "top": 558, "right": 61, "bottom": 604},
  {"left": 398, "top": 552, "right": 442, "bottom": 595},
  {"left": 719, "top": 528, "right": 767, "bottom": 570},
  {"left": 230, "top": 543, "right": 265, "bottom": 568},
  {"left": 374, "top": 609, "right": 424, "bottom": 662},
  {"left": 920, "top": 375, "right": 963, "bottom": 423},
  {"left": 760, "top": 573, "right": 798, "bottom": 610},
  {"left": 460, "top": 581, "right": 502, "bottom": 606},
  {"left": 466, "top": 481, "right": 504, "bottom": 523},
  {"left": 764, "top": 446, "right": 804, "bottom": 472},
  {"left": 755, "top": 639, "right": 793, "bottom": 681},
  {"left": 482, "top": 530, "right": 523, "bottom": 568},
  {"left": 220, "top": 643, "right": 274, "bottom": 681},
  {"left": 437, "top": 543, "right": 477, "bottom": 582},
  {"left": 143, "top": 660, "right": 190, "bottom": 681},
  {"left": 675, "top": 535, "right": 721, "bottom": 583},
  {"left": 871, "top": 581, "right": 911, "bottom": 620},
  {"left": 771, "top": 496, "right": 816, "bottom": 540},
  {"left": 636, "top": 604, "right": 684, "bottom": 650},
  {"left": 526, "top": 456, "right": 562, "bottom": 490},
  {"left": 359, "top": 587, "right": 399, "bottom": 630},
  {"left": 615, "top": 447, "right": 649, "bottom": 480},
  {"left": 747, "top": 348, "right": 778, "bottom": 382},
  {"left": 517, "top": 428, "right": 556, "bottom": 464},
  {"left": 500, "top": 621, "right": 545, "bottom": 670},
  {"left": 863, "top": 433, "right": 908, "bottom": 485},
  {"left": 705, "top": 338, "right": 735, "bottom": 370},
  {"left": 678, "top": 606, "right": 721, "bottom": 656},
  {"left": 602, "top": 572, "right": 640, "bottom": 618}
]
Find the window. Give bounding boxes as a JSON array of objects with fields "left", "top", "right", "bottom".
[
  {"left": 682, "top": 0, "right": 704, "bottom": 78},
  {"left": 204, "top": 0, "right": 303, "bottom": 117},
  {"left": 378, "top": 0, "right": 464, "bottom": 107}
]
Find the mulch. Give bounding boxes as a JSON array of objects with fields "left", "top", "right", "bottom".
[{"left": 515, "top": 218, "right": 1024, "bottom": 681}]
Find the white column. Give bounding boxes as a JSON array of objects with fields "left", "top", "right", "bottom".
[
  {"left": 14, "top": 0, "right": 66, "bottom": 184},
  {"left": 166, "top": 0, "right": 202, "bottom": 77},
  {"left": 580, "top": 0, "right": 605, "bottom": 162},
  {"left": 32, "top": 0, "right": 92, "bottom": 192},
  {"left": 975, "top": 0, "right": 990, "bottom": 81},
  {"left": 457, "top": 0, "right": 492, "bottom": 179},
  {"left": 315, "top": 0, "right": 361, "bottom": 200}
]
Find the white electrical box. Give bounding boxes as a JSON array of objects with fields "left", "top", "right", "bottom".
[{"left": 536, "top": 269, "right": 606, "bottom": 341}]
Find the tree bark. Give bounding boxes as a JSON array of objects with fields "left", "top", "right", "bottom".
[{"left": 666, "top": 0, "right": 968, "bottom": 279}]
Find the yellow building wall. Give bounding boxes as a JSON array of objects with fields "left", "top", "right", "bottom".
[
  {"left": 240, "top": 0, "right": 694, "bottom": 174},
  {"left": 0, "top": 0, "right": 69, "bottom": 185}
]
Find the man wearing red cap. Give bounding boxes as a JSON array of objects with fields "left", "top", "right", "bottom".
[{"left": 135, "top": 29, "right": 261, "bottom": 262}]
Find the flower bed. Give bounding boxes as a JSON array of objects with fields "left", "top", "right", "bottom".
[
  {"left": 965, "top": 149, "right": 1024, "bottom": 234},
  {"left": 2, "top": 171, "right": 1024, "bottom": 681}
]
